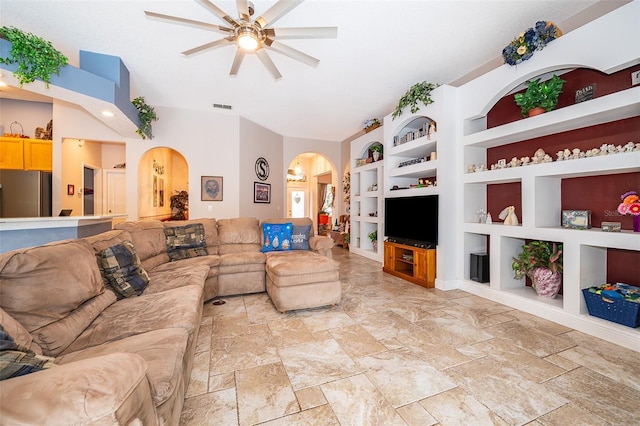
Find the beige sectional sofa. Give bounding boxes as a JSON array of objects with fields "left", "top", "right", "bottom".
[{"left": 0, "top": 216, "right": 338, "bottom": 425}]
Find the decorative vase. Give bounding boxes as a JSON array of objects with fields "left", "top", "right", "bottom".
[
  {"left": 372, "top": 151, "right": 380, "bottom": 162},
  {"left": 530, "top": 267, "right": 562, "bottom": 298},
  {"left": 634, "top": 215, "right": 640, "bottom": 232},
  {"left": 527, "top": 107, "right": 546, "bottom": 117}
]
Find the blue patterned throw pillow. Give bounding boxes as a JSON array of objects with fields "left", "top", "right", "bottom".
[
  {"left": 101, "top": 241, "right": 150, "bottom": 299},
  {"left": 261, "top": 222, "right": 293, "bottom": 252},
  {"left": 0, "top": 326, "right": 56, "bottom": 381},
  {"left": 291, "top": 224, "right": 311, "bottom": 250}
]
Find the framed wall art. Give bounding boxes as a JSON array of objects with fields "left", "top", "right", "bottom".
[
  {"left": 201, "top": 176, "right": 223, "bottom": 201},
  {"left": 254, "top": 182, "right": 271, "bottom": 203},
  {"left": 67, "top": 184, "right": 75, "bottom": 196}
]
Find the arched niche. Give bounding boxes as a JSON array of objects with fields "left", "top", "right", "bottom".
[{"left": 138, "top": 147, "right": 188, "bottom": 220}]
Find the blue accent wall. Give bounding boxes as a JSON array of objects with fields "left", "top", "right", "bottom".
[{"left": 0, "top": 39, "right": 139, "bottom": 128}]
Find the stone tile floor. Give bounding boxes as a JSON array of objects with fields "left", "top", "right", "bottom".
[{"left": 180, "top": 248, "right": 640, "bottom": 425}]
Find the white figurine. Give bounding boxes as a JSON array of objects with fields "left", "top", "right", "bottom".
[
  {"left": 521, "top": 156, "right": 530, "bottom": 165},
  {"left": 556, "top": 150, "right": 565, "bottom": 161},
  {"left": 499, "top": 206, "right": 519, "bottom": 226},
  {"left": 467, "top": 164, "right": 476, "bottom": 173},
  {"left": 485, "top": 212, "right": 492, "bottom": 224},
  {"left": 543, "top": 154, "right": 553, "bottom": 163},
  {"left": 532, "top": 149, "right": 546, "bottom": 164}
]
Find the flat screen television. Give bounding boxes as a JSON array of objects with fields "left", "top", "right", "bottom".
[{"left": 384, "top": 195, "right": 438, "bottom": 246}]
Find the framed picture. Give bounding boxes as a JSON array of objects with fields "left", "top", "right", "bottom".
[
  {"left": 254, "top": 182, "right": 271, "bottom": 203},
  {"left": 67, "top": 184, "right": 74, "bottom": 196},
  {"left": 201, "top": 176, "right": 223, "bottom": 201}
]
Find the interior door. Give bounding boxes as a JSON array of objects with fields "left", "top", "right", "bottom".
[
  {"left": 287, "top": 187, "right": 309, "bottom": 218},
  {"left": 104, "top": 169, "right": 126, "bottom": 215}
]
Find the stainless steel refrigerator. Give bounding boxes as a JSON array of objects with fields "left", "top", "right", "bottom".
[{"left": 0, "top": 169, "right": 52, "bottom": 217}]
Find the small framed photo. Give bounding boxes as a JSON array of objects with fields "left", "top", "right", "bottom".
[
  {"left": 201, "top": 176, "right": 223, "bottom": 201},
  {"left": 254, "top": 182, "right": 271, "bottom": 203},
  {"left": 67, "top": 184, "right": 75, "bottom": 196}
]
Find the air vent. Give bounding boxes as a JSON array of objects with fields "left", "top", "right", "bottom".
[{"left": 213, "top": 103, "right": 233, "bottom": 110}]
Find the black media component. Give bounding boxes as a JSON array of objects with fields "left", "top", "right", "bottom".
[
  {"left": 384, "top": 195, "right": 438, "bottom": 246},
  {"left": 470, "top": 253, "right": 490, "bottom": 283}
]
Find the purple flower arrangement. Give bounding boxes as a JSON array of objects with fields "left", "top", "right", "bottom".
[{"left": 502, "top": 21, "right": 562, "bottom": 66}]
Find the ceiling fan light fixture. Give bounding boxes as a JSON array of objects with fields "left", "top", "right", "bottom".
[{"left": 237, "top": 27, "right": 260, "bottom": 51}]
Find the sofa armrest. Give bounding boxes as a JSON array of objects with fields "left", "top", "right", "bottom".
[
  {"left": 0, "top": 352, "right": 157, "bottom": 425},
  {"left": 309, "top": 235, "right": 334, "bottom": 258}
]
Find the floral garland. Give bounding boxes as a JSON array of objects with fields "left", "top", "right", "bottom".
[{"left": 502, "top": 21, "right": 562, "bottom": 66}]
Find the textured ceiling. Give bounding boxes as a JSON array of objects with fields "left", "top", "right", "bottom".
[{"left": 1, "top": 0, "right": 618, "bottom": 142}]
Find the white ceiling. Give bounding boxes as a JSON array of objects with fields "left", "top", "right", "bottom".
[{"left": 0, "top": 0, "right": 624, "bottom": 142}]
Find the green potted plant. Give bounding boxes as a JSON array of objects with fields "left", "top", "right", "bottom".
[
  {"left": 512, "top": 240, "right": 563, "bottom": 298},
  {"left": 370, "top": 143, "right": 383, "bottom": 162},
  {"left": 132, "top": 96, "right": 158, "bottom": 140},
  {"left": 392, "top": 81, "right": 440, "bottom": 119},
  {"left": 0, "top": 26, "right": 68, "bottom": 87},
  {"left": 513, "top": 74, "right": 566, "bottom": 117},
  {"left": 368, "top": 229, "right": 378, "bottom": 251}
]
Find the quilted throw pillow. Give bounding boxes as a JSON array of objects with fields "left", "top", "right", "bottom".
[
  {"left": 164, "top": 223, "right": 208, "bottom": 261},
  {"left": 0, "top": 326, "right": 56, "bottom": 380},
  {"left": 262, "top": 222, "right": 293, "bottom": 252},
  {"left": 291, "top": 224, "right": 311, "bottom": 250},
  {"left": 101, "top": 241, "right": 150, "bottom": 299}
]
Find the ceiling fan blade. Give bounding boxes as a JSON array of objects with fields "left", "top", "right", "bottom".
[
  {"left": 265, "top": 27, "right": 337, "bottom": 39},
  {"left": 255, "top": 0, "right": 304, "bottom": 29},
  {"left": 236, "top": 0, "right": 250, "bottom": 22},
  {"left": 256, "top": 49, "right": 282, "bottom": 80},
  {"left": 144, "top": 11, "right": 233, "bottom": 34},
  {"left": 182, "top": 36, "right": 235, "bottom": 56},
  {"left": 265, "top": 39, "right": 319, "bottom": 67},
  {"left": 194, "top": 0, "right": 240, "bottom": 28},
  {"left": 229, "top": 49, "right": 245, "bottom": 76}
]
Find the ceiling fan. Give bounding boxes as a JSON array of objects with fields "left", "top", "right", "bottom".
[{"left": 145, "top": 0, "right": 337, "bottom": 80}]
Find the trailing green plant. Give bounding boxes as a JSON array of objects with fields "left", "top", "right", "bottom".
[
  {"left": 132, "top": 96, "right": 158, "bottom": 140},
  {"left": 368, "top": 230, "right": 377, "bottom": 242},
  {"left": 513, "top": 74, "right": 565, "bottom": 117},
  {"left": 512, "top": 240, "right": 563, "bottom": 280},
  {"left": 392, "top": 81, "right": 440, "bottom": 119},
  {"left": 0, "top": 26, "right": 68, "bottom": 87}
]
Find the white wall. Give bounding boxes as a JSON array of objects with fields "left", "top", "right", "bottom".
[
  {"left": 239, "top": 117, "right": 283, "bottom": 221},
  {"left": 0, "top": 98, "right": 52, "bottom": 137}
]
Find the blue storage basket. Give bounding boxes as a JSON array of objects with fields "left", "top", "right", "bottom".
[{"left": 582, "top": 288, "right": 640, "bottom": 328}]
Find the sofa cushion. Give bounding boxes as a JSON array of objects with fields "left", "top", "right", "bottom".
[
  {"left": 0, "top": 239, "right": 105, "bottom": 334},
  {"left": 115, "top": 220, "right": 170, "bottom": 269},
  {"left": 63, "top": 280, "right": 206, "bottom": 354},
  {"left": 261, "top": 222, "right": 293, "bottom": 252},
  {"left": 57, "top": 328, "right": 189, "bottom": 407},
  {"left": 217, "top": 217, "right": 261, "bottom": 255},
  {"left": 218, "top": 252, "right": 266, "bottom": 274},
  {"left": 101, "top": 241, "right": 150, "bottom": 299},
  {"left": 0, "top": 326, "right": 55, "bottom": 380},
  {"left": 291, "top": 224, "right": 312, "bottom": 250},
  {"left": 164, "top": 224, "right": 208, "bottom": 261},
  {"left": 164, "top": 218, "right": 219, "bottom": 255},
  {"left": 145, "top": 263, "right": 210, "bottom": 295}
]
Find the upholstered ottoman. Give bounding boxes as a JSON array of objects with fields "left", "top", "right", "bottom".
[{"left": 265, "top": 251, "right": 341, "bottom": 313}]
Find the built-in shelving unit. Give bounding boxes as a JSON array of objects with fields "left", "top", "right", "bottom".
[
  {"left": 349, "top": 126, "right": 384, "bottom": 262},
  {"left": 456, "top": 1, "right": 640, "bottom": 351}
]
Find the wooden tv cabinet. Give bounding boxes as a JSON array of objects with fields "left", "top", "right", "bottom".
[{"left": 383, "top": 241, "right": 436, "bottom": 288}]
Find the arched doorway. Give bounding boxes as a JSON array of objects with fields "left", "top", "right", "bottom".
[
  {"left": 138, "top": 147, "right": 188, "bottom": 221},
  {"left": 286, "top": 152, "right": 337, "bottom": 236}
]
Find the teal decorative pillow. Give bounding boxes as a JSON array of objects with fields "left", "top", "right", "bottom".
[
  {"left": 1, "top": 326, "right": 56, "bottom": 380},
  {"left": 291, "top": 224, "right": 311, "bottom": 250},
  {"left": 101, "top": 241, "right": 150, "bottom": 299},
  {"left": 262, "top": 222, "right": 293, "bottom": 252},
  {"left": 164, "top": 223, "right": 208, "bottom": 261}
]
